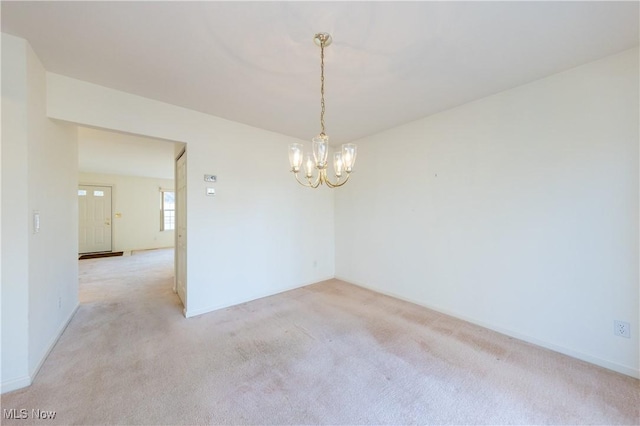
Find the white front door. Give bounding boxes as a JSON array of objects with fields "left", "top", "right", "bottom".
[
  {"left": 175, "top": 151, "right": 187, "bottom": 310},
  {"left": 78, "top": 185, "right": 113, "bottom": 254}
]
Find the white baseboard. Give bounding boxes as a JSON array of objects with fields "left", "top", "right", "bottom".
[
  {"left": 2, "top": 303, "right": 81, "bottom": 394},
  {"left": 184, "top": 276, "right": 334, "bottom": 318},
  {"left": 1, "top": 375, "right": 31, "bottom": 394},
  {"left": 28, "top": 303, "right": 80, "bottom": 383},
  {"left": 335, "top": 276, "right": 640, "bottom": 379}
]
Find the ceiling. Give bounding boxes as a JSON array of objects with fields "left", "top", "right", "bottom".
[{"left": 2, "top": 1, "right": 639, "bottom": 144}]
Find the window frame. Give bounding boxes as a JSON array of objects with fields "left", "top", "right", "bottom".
[{"left": 160, "top": 189, "right": 175, "bottom": 231}]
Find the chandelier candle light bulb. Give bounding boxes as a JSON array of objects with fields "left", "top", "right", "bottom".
[
  {"left": 312, "top": 134, "right": 329, "bottom": 168},
  {"left": 289, "top": 143, "right": 303, "bottom": 173},
  {"left": 342, "top": 143, "right": 356, "bottom": 173},
  {"left": 304, "top": 154, "right": 315, "bottom": 178},
  {"left": 333, "top": 152, "right": 344, "bottom": 178},
  {"left": 288, "top": 32, "right": 357, "bottom": 188}
]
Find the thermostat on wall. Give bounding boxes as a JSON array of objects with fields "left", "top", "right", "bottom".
[
  {"left": 206, "top": 187, "right": 216, "bottom": 196},
  {"left": 204, "top": 174, "right": 217, "bottom": 182}
]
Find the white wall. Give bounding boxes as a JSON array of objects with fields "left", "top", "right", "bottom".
[
  {"left": 1, "top": 33, "right": 31, "bottom": 393},
  {"left": 26, "top": 41, "right": 79, "bottom": 380},
  {"left": 1, "top": 34, "right": 79, "bottom": 393},
  {"left": 335, "top": 48, "right": 639, "bottom": 377},
  {"left": 78, "top": 126, "right": 177, "bottom": 179},
  {"left": 47, "top": 72, "right": 335, "bottom": 318},
  {"left": 79, "top": 172, "right": 175, "bottom": 252}
]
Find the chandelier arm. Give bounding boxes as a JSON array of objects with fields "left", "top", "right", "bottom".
[
  {"left": 304, "top": 171, "right": 322, "bottom": 188},
  {"left": 294, "top": 173, "right": 321, "bottom": 188},
  {"left": 324, "top": 173, "right": 351, "bottom": 188},
  {"left": 293, "top": 173, "right": 314, "bottom": 188},
  {"left": 317, "top": 168, "right": 327, "bottom": 187},
  {"left": 310, "top": 173, "right": 321, "bottom": 188}
]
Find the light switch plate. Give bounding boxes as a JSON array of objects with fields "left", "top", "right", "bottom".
[
  {"left": 206, "top": 187, "right": 216, "bottom": 196},
  {"left": 33, "top": 211, "right": 40, "bottom": 233},
  {"left": 204, "top": 174, "right": 217, "bottom": 182}
]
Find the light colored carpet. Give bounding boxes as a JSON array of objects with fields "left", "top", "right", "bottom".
[{"left": 2, "top": 248, "right": 638, "bottom": 425}]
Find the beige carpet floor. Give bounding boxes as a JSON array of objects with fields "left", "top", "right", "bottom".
[{"left": 2, "top": 248, "right": 638, "bottom": 425}]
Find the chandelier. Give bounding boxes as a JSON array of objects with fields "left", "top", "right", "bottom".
[{"left": 288, "top": 33, "right": 357, "bottom": 188}]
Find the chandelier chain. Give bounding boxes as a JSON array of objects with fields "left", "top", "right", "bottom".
[{"left": 320, "top": 40, "right": 326, "bottom": 136}]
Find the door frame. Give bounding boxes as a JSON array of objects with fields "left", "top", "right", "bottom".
[{"left": 174, "top": 148, "right": 187, "bottom": 315}]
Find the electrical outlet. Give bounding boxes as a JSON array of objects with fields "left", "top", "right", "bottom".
[{"left": 614, "top": 320, "right": 630, "bottom": 338}]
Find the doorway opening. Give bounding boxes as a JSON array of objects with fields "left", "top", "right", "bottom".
[{"left": 76, "top": 126, "right": 186, "bottom": 313}]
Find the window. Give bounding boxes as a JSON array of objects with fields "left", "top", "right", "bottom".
[{"left": 161, "top": 190, "right": 175, "bottom": 231}]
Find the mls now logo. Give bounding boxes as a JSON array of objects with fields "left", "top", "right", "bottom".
[
  {"left": 3, "top": 409, "right": 28, "bottom": 419},
  {"left": 31, "top": 409, "right": 57, "bottom": 419},
  {"left": 3, "top": 408, "right": 56, "bottom": 420}
]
